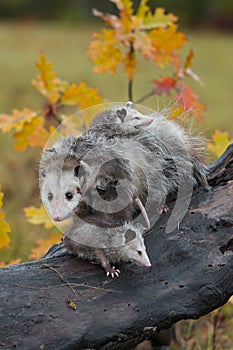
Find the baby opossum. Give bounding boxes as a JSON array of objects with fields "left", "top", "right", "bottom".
[
  {"left": 64, "top": 221, "right": 151, "bottom": 277},
  {"left": 90, "top": 102, "right": 154, "bottom": 134}
]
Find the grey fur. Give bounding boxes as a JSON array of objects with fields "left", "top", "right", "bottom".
[{"left": 64, "top": 221, "right": 151, "bottom": 277}]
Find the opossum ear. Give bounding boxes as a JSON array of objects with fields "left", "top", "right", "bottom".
[
  {"left": 116, "top": 108, "right": 127, "bottom": 122},
  {"left": 125, "top": 229, "right": 136, "bottom": 243},
  {"left": 45, "top": 147, "right": 57, "bottom": 153},
  {"left": 126, "top": 101, "right": 134, "bottom": 109}
]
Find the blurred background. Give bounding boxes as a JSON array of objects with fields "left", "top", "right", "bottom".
[{"left": 0, "top": 0, "right": 232, "bottom": 262}]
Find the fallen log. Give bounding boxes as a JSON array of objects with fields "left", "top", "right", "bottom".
[{"left": 0, "top": 145, "right": 233, "bottom": 350}]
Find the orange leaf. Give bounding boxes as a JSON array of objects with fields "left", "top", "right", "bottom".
[
  {"left": 152, "top": 76, "right": 177, "bottom": 95},
  {"left": 0, "top": 186, "right": 11, "bottom": 250},
  {"left": 175, "top": 84, "right": 206, "bottom": 122},
  {"left": 32, "top": 51, "right": 66, "bottom": 104},
  {"left": 208, "top": 130, "right": 233, "bottom": 157},
  {"left": 29, "top": 232, "right": 63, "bottom": 260}
]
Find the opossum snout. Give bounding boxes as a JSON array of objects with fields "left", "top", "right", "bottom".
[
  {"left": 145, "top": 262, "right": 152, "bottom": 268},
  {"left": 53, "top": 214, "right": 63, "bottom": 222}
]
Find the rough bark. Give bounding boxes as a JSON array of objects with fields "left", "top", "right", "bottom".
[{"left": 0, "top": 145, "right": 233, "bottom": 350}]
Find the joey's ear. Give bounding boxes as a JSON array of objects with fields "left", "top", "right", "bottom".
[
  {"left": 125, "top": 229, "right": 136, "bottom": 244},
  {"left": 126, "top": 101, "right": 134, "bottom": 109},
  {"left": 116, "top": 108, "right": 127, "bottom": 122},
  {"left": 45, "top": 147, "right": 57, "bottom": 153}
]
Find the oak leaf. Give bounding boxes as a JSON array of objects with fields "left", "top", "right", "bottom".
[
  {"left": 13, "top": 116, "right": 54, "bottom": 150},
  {"left": 152, "top": 76, "right": 177, "bottom": 96},
  {"left": 175, "top": 84, "right": 206, "bottom": 122},
  {"left": 61, "top": 82, "right": 103, "bottom": 110},
  {"left": 32, "top": 51, "right": 65, "bottom": 104},
  {"left": 208, "top": 130, "right": 233, "bottom": 157}
]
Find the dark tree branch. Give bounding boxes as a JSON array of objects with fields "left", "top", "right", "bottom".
[{"left": 0, "top": 145, "right": 233, "bottom": 350}]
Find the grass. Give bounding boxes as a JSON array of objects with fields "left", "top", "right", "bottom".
[{"left": 0, "top": 20, "right": 232, "bottom": 349}]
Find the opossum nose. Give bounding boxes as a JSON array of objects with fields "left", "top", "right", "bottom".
[
  {"left": 145, "top": 263, "right": 152, "bottom": 268},
  {"left": 53, "top": 214, "right": 63, "bottom": 221}
]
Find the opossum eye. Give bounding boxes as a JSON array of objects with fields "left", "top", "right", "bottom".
[
  {"left": 135, "top": 117, "right": 140, "bottom": 120},
  {"left": 76, "top": 187, "right": 81, "bottom": 194},
  {"left": 48, "top": 193, "right": 53, "bottom": 201},
  {"left": 137, "top": 250, "right": 142, "bottom": 256},
  {"left": 65, "top": 192, "right": 73, "bottom": 201}
]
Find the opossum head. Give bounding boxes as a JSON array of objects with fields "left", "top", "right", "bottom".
[
  {"left": 121, "top": 223, "right": 151, "bottom": 268},
  {"left": 116, "top": 105, "right": 153, "bottom": 133},
  {"left": 40, "top": 156, "right": 82, "bottom": 222}
]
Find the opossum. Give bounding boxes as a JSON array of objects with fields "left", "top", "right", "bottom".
[
  {"left": 64, "top": 221, "right": 151, "bottom": 277},
  {"left": 90, "top": 102, "right": 154, "bottom": 134},
  {"left": 40, "top": 103, "right": 208, "bottom": 228}
]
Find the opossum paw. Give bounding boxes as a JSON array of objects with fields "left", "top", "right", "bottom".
[
  {"left": 106, "top": 266, "right": 121, "bottom": 278},
  {"left": 157, "top": 205, "right": 169, "bottom": 214}
]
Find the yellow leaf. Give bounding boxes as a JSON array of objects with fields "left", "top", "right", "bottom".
[
  {"left": 208, "top": 130, "right": 233, "bottom": 157},
  {"left": 87, "top": 29, "right": 123, "bottom": 75},
  {"left": 0, "top": 186, "right": 11, "bottom": 250},
  {"left": 0, "top": 108, "right": 37, "bottom": 134},
  {"left": 13, "top": 116, "right": 49, "bottom": 150},
  {"left": 32, "top": 51, "right": 66, "bottom": 104},
  {"left": 61, "top": 82, "right": 103, "bottom": 110},
  {"left": 142, "top": 7, "right": 178, "bottom": 29},
  {"left": 29, "top": 232, "right": 63, "bottom": 260},
  {"left": 24, "top": 205, "right": 54, "bottom": 229}
]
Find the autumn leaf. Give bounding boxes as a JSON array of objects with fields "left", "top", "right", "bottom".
[
  {"left": 13, "top": 116, "right": 54, "bottom": 150},
  {"left": 208, "top": 130, "right": 233, "bottom": 157},
  {"left": 88, "top": 1, "right": 187, "bottom": 79},
  {"left": 32, "top": 51, "right": 65, "bottom": 104},
  {"left": 87, "top": 29, "right": 123, "bottom": 75},
  {"left": 29, "top": 232, "right": 63, "bottom": 260},
  {"left": 175, "top": 84, "right": 206, "bottom": 122},
  {"left": 24, "top": 205, "right": 54, "bottom": 229},
  {"left": 177, "top": 50, "right": 204, "bottom": 86},
  {"left": 142, "top": 7, "right": 178, "bottom": 29},
  {"left": 0, "top": 186, "right": 11, "bottom": 250},
  {"left": 0, "top": 108, "right": 37, "bottom": 134},
  {"left": 61, "top": 82, "right": 103, "bottom": 110},
  {"left": 152, "top": 76, "right": 177, "bottom": 96}
]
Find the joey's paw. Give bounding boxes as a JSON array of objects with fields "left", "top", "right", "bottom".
[
  {"left": 157, "top": 205, "right": 169, "bottom": 214},
  {"left": 106, "top": 266, "right": 121, "bottom": 278}
]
